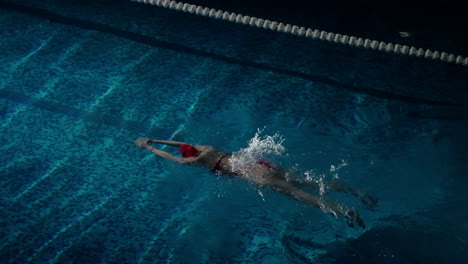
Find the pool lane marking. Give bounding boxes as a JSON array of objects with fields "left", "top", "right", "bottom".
[
  {"left": 11, "top": 157, "right": 70, "bottom": 202},
  {"left": 86, "top": 50, "right": 153, "bottom": 112},
  {"left": 26, "top": 191, "right": 115, "bottom": 263},
  {"left": 10, "top": 33, "right": 55, "bottom": 73},
  {"left": 166, "top": 88, "right": 203, "bottom": 142},
  {"left": 47, "top": 194, "right": 125, "bottom": 264},
  {"left": 136, "top": 193, "right": 205, "bottom": 263},
  {"left": 0, "top": 75, "right": 64, "bottom": 131},
  {"left": 131, "top": 0, "right": 467, "bottom": 67},
  {"left": 0, "top": 89, "right": 175, "bottom": 137},
  {"left": 0, "top": 30, "right": 90, "bottom": 130}
]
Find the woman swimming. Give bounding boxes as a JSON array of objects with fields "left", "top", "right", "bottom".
[{"left": 134, "top": 138, "right": 377, "bottom": 228}]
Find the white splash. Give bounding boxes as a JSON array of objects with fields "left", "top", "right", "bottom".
[
  {"left": 329, "top": 159, "right": 348, "bottom": 179},
  {"left": 303, "top": 169, "right": 341, "bottom": 216},
  {"left": 229, "top": 129, "right": 285, "bottom": 176},
  {"left": 303, "top": 170, "right": 328, "bottom": 196}
]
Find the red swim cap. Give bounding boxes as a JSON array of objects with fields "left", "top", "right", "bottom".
[{"left": 179, "top": 144, "right": 198, "bottom": 158}]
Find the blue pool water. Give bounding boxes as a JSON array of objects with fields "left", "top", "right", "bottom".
[{"left": 1, "top": 0, "right": 468, "bottom": 263}]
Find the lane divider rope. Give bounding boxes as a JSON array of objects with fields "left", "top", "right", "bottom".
[{"left": 131, "top": 0, "right": 467, "bottom": 67}]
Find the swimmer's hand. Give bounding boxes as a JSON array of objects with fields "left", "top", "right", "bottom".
[{"left": 134, "top": 138, "right": 150, "bottom": 148}]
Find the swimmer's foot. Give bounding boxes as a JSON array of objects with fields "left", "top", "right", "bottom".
[
  {"left": 331, "top": 183, "right": 379, "bottom": 211},
  {"left": 328, "top": 203, "right": 365, "bottom": 229},
  {"left": 343, "top": 209, "right": 365, "bottom": 229},
  {"left": 357, "top": 192, "right": 379, "bottom": 211}
]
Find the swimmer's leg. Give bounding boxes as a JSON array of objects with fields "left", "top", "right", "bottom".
[
  {"left": 286, "top": 177, "right": 378, "bottom": 211},
  {"left": 269, "top": 179, "right": 365, "bottom": 228},
  {"left": 326, "top": 181, "right": 379, "bottom": 210},
  {"left": 273, "top": 170, "right": 378, "bottom": 210}
]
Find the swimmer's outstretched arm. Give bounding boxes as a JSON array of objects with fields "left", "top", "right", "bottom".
[
  {"left": 147, "top": 139, "right": 187, "bottom": 147},
  {"left": 134, "top": 138, "right": 194, "bottom": 163}
]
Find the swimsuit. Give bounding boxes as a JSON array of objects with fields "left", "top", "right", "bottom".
[
  {"left": 257, "top": 160, "right": 274, "bottom": 169},
  {"left": 213, "top": 155, "right": 228, "bottom": 172}
]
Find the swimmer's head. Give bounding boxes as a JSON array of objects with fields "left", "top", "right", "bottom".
[{"left": 179, "top": 144, "right": 199, "bottom": 158}]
